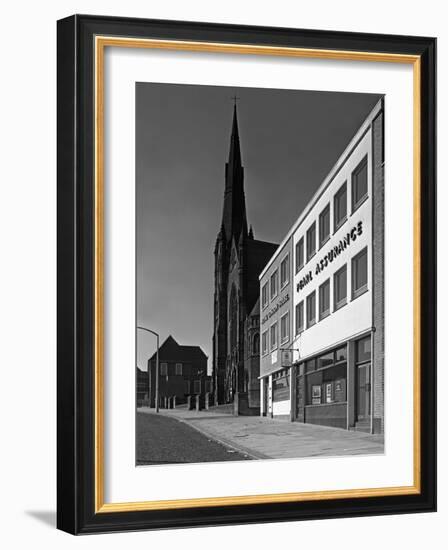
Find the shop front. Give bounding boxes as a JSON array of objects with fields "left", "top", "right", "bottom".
[
  {"left": 294, "top": 334, "right": 372, "bottom": 430},
  {"left": 296, "top": 344, "right": 348, "bottom": 429}
]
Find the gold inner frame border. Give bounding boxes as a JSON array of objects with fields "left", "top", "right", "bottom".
[{"left": 94, "top": 35, "right": 421, "bottom": 514}]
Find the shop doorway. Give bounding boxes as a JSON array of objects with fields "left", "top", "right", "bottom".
[{"left": 356, "top": 363, "right": 371, "bottom": 421}]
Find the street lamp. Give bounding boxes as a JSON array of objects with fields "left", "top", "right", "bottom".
[{"left": 137, "top": 326, "right": 160, "bottom": 413}]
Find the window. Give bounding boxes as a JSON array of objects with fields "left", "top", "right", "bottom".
[
  {"left": 352, "top": 247, "right": 368, "bottom": 298},
  {"left": 272, "top": 370, "right": 290, "bottom": 402},
  {"left": 253, "top": 333, "right": 260, "bottom": 354},
  {"left": 295, "top": 237, "right": 304, "bottom": 273},
  {"left": 280, "top": 254, "right": 290, "bottom": 288},
  {"left": 335, "top": 345, "right": 347, "bottom": 363},
  {"left": 280, "top": 312, "right": 290, "bottom": 344},
  {"left": 352, "top": 156, "right": 368, "bottom": 211},
  {"left": 356, "top": 336, "right": 371, "bottom": 363},
  {"left": 270, "top": 270, "right": 278, "bottom": 300},
  {"left": 193, "top": 380, "right": 201, "bottom": 394},
  {"left": 319, "top": 204, "right": 330, "bottom": 248},
  {"left": 334, "top": 264, "right": 347, "bottom": 310},
  {"left": 160, "top": 362, "right": 168, "bottom": 376},
  {"left": 334, "top": 182, "right": 347, "bottom": 231},
  {"left": 305, "top": 358, "right": 316, "bottom": 373},
  {"left": 262, "top": 282, "right": 269, "bottom": 309},
  {"left": 270, "top": 322, "right": 278, "bottom": 351},
  {"left": 306, "top": 222, "right": 316, "bottom": 261},
  {"left": 262, "top": 330, "right": 268, "bottom": 356},
  {"left": 305, "top": 357, "right": 347, "bottom": 406},
  {"left": 306, "top": 291, "right": 316, "bottom": 328},
  {"left": 175, "top": 363, "right": 182, "bottom": 375},
  {"left": 295, "top": 301, "right": 304, "bottom": 335},
  {"left": 185, "top": 380, "right": 191, "bottom": 394},
  {"left": 317, "top": 351, "right": 334, "bottom": 369},
  {"left": 319, "top": 279, "right": 331, "bottom": 320}
]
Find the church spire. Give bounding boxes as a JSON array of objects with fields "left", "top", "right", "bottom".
[
  {"left": 221, "top": 102, "right": 248, "bottom": 245},
  {"left": 228, "top": 103, "right": 242, "bottom": 168}
]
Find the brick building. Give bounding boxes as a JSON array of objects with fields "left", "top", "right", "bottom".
[
  {"left": 212, "top": 105, "right": 278, "bottom": 413},
  {"left": 136, "top": 366, "right": 148, "bottom": 407},
  {"left": 259, "top": 99, "right": 384, "bottom": 434},
  {"left": 147, "top": 335, "right": 211, "bottom": 409}
]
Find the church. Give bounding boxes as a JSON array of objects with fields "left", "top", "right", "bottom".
[{"left": 212, "top": 105, "right": 278, "bottom": 414}]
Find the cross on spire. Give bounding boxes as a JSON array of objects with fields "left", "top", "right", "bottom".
[{"left": 231, "top": 95, "right": 240, "bottom": 106}]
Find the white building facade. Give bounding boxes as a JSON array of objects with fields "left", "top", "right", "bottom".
[{"left": 259, "top": 99, "right": 384, "bottom": 434}]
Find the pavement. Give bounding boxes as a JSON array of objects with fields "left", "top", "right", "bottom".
[{"left": 138, "top": 406, "right": 384, "bottom": 460}]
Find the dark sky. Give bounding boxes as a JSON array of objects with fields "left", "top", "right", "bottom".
[{"left": 136, "top": 82, "right": 381, "bottom": 370}]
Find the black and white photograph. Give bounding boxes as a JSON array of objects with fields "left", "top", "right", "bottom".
[{"left": 135, "top": 82, "right": 385, "bottom": 465}]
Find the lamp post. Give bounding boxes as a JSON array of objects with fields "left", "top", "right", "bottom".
[{"left": 137, "top": 326, "right": 160, "bottom": 413}]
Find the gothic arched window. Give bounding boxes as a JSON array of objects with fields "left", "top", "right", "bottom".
[
  {"left": 253, "top": 333, "right": 260, "bottom": 355},
  {"left": 229, "top": 285, "right": 238, "bottom": 350}
]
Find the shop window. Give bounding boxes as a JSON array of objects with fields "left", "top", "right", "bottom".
[
  {"left": 295, "top": 301, "right": 304, "bottom": 335},
  {"left": 272, "top": 370, "right": 290, "bottom": 402},
  {"left": 262, "top": 282, "right": 269, "bottom": 309},
  {"left": 306, "top": 363, "right": 347, "bottom": 405},
  {"left": 270, "top": 322, "right": 278, "bottom": 351},
  {"left": 306, "top": 222, "right": 316, "bottom": 261},
  {"left": 334, "top": 181, "right": 347, "bottom": 231},
  {"left": 352, "top": 155, "right": 368, "bottom": 211},
  {"left": 280, "top": 254, "right": 290, "bottom": 288},
  {"left": 185, "top": 380, "right": 191, "bottom": 394},
  {"left": 317, "top": 351, "right": 333, "bottom": 369},
  {"left": 262, "top": 330, "right": 268, "bottom": 356},
  {"left": 334, "top": 378, "right": 347, "bottom": 402},
  {"left": 319, "top": 279, "right": 331, "bottom": 320},
  {"left": 175, "top": 363, "right": 182, "bottom": 375},
  {"left": 319, "top": 204, "right": 330, "bottom": 248},
  {"left": 280, "top": 312, "right": 290, "bottom": 344},
  {"left": 305, "top": 358, "right": 316, "bottom": 374},
  {"left": 270, "top": 270, "right": 278, "bottom": 300},
  {"left": 193, "top": 380, "right": 201, "bottom": 394},
  {"left": 306, "top": 291, "right": 316, "bottom": 328},
  {"left": 160, "top": 362, "right": 168, "bottom": 376},
  {"left": 295, "top": 237, "right": 304, "bottom": 273},
  {"left": 335, "top": 345, "right": 347, "bottom": 363},
  {"left": 334, "top": 264, "right": 347, "bottom": 310},
  {"left": 352, "top": 247, "right": 368, "bottom": 298}
]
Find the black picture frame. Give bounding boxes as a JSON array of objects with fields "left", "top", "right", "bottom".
[{"left": 57, "top": 14, "right": 436, "bottom": 534}]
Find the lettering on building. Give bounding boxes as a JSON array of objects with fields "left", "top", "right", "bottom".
[
  {"left": 297, "top": 221, "right": 363, "bottom": 293},
  {"left": 261, "top": 293, "right": 290, "bottom": 325}
]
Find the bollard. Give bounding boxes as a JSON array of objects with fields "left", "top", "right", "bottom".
[
  {"left": 204, "top": 393, "right": 209, "bottom": 410},
  {"left": 173, "top": 395, "right": 176, "bottom": 409},
  {"left": 195, "top": 394, "right": 200, "bottom": 411}
]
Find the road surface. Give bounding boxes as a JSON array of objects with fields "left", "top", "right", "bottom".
[{"left": 136, "top": 412, "right": 252, "bottom": 465}]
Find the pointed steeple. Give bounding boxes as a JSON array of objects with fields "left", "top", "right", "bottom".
[
  {"left": 221, "top": 103, "right": 248, "bottom": 245},
  {"left": 248, "top": 225, "right": 254, "bottom": 239},
  {"left": 227, "top": 104, "right": 242, "bottom": 168}
]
